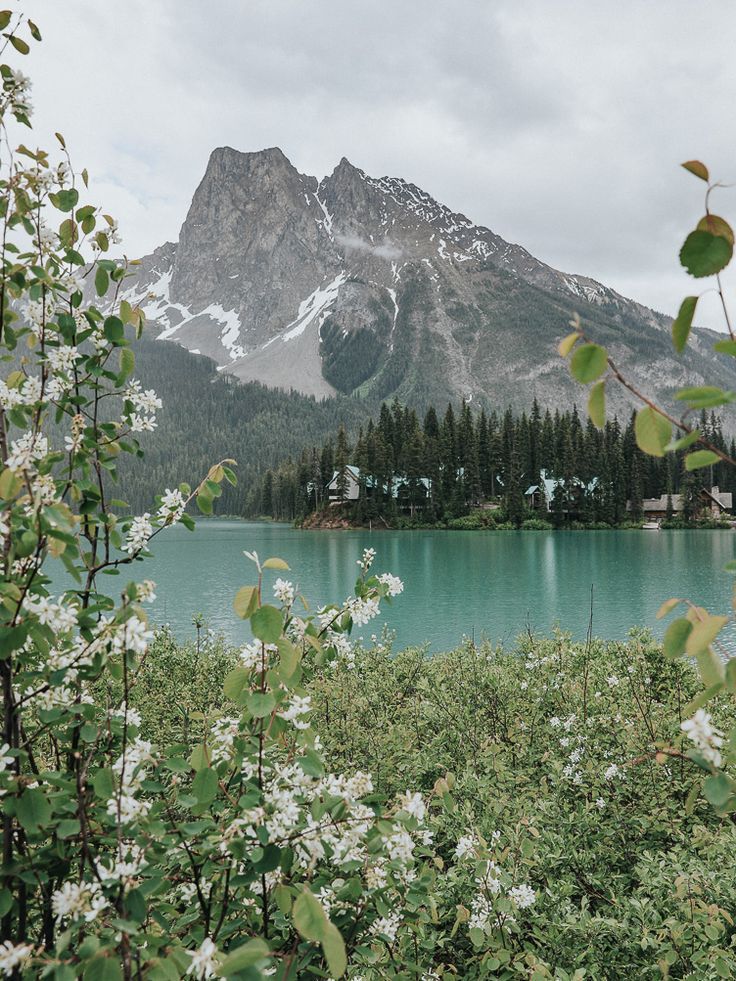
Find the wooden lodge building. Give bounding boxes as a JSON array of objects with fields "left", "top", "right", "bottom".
[
  {"left": 325, "top": 465, "right": 432, "bottom": 514},
  {"left": 631, "top": 486, "right": 733, "bottom": 521}
]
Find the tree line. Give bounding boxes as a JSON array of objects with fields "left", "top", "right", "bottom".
[{"left": 248, "top": 397, "right": 736, "bottom": 525}]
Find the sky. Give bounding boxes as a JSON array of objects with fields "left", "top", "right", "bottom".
[{"left": 19, "top": 0, "right": 736, "bottom": 325}]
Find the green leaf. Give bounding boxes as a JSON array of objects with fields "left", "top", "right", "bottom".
[
  {"left": 685, "top": 449, "right": 721, "bottom": 471},
  {"left": 189, "top": 744, "right": 208, "bottom": 772},
  {"left": 293, "top": 888, "right": 322, "bottom": 939},
  {"left": 53, "top": 188, "right": 79, "bottom": 213},
  {"left": 697, "top": 214, "right": 734, "bottom": 246},
  {"left": 233, "top": 585, "right": 258, "bottom": 619},
  {"left": 695, "top": 648, "right": 726, "bottom": 687},
  {"left": 686, "top": 614, "right": 729, "bottom": 656},
  {"left": 297, "top": 748, "right": 324, "bottom": 778},
  {"left": 664, "top": 429, "right": 701, "bottom": 453},
  {"left": 0, "top": 13, "right": 11, "bottom": 31},
  {"left": 680, "top": 230, "right": 733, "bottom": 278},
  {"left": 672, "top": 296, "right": 697, "bottom": 352},
  {"left": 103, "top": 316, "right": 124, "bottom": 343},
  {"left": 704, "top": 774, "right": 731, "bottom": 807},
  {"left": 246, "top": 691, "right": 276, "bottom": 719},
  {"left": 263, "top": 557, "right": 290, "bottom": 570},
  {"left": 251, "top": 605, "right": 283, "bottom": 644},
  {"left": 9, "top": 34, "right": 29, "bottom": 55},
  {"left": 587, "top": 380, "right": 605, "bottom": 428},
  {"left": 0, "top": 623, "right": 29, "bottom": 659},
  {"left": 682, "top": 160, "right": 709, "bottom": 182},
  {"left": 570, "top": 343, "right": 607, "bottom": 383},
  {"left": 83, "top": 956, "right": 123, "bottom": 981},
  {"left": 634, "top": 407, "right": 671, "bottom": 458},
  {"left": 277, "top": 638, "right": 299, "bottom": 678},
  {"left": 196, "top": 489, "right": 213, "bottom": 515},
  {"left": 223, "top": 666, "right": 250, "bottom": 701},
  {"left": 95, "top": 265, "right": 109, "bottom": 297},
  {"left": 321, "top": 921, "right": 347, "bottom": 977},
  {"left": 117, "top": 347, "right": 135, "bottom": 384},
  {"left": 656, "top": 598, "right": 681, "bottom": 620},
  {"left": 192, "top": 767, "right": 218, "bottom": 804},
  {"left": 558, "top": 331, "right": 579, "bottom": 358},
  {"left": 675, "top": 385, "right": 735, "bottom": 409},
  {"left": 92, "top": 768, "right": 114, "bottom": 800},
  {"left": 17, "top": 787, "right": 51, "bottom": 831},
  {"left": 218, "top": 940, "right": 271, "bottom": 976},
  {"left": 663, "top": 618, "right": 692, "bottom": 659},
  {"left": 713, "top": 341, "right": 736, "bottom": 361},
  {"left": 274, "top": 884, "right": 292, "bottom": 915},
  {"left": 725, "top": 657, "right": 736, "bottom": 695}
]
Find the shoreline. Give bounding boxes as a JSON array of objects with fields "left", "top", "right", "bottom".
[{"left": 292, "top": 512, "right": 735, "bottom": 533}]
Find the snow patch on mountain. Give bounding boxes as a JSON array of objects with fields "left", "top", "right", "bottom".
[{"left": 280, "top": 272, "right": 347, "bottom": 343}]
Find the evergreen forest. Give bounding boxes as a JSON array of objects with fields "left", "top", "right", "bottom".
[{"left": 249, "top": 397, "right": 736, "bottom": 526}]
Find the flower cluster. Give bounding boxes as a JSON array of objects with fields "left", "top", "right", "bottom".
[
  {"left": 681, "top": 709, "right": 724, "bottom": 768},
  {"left": 157, "top": 487, "right": 186, "bottom": 524},
  {"left": 124, "top": 379, "right": 162, "bottom": 432},
  {"left": 108, "top": 737, "right": 154, "bottom": 824}
]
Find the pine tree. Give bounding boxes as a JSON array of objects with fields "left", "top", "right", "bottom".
[{"left": 335, "top": 425, "right": 350, "bottom": 503}]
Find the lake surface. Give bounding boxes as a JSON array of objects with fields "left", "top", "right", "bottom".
[{"left": 114, "top": 521, "right": 736, "bottom": 652}]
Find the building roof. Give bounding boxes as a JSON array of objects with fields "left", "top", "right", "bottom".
[{"left": 327, "top": 466, "right": 432, "bottom": 497}]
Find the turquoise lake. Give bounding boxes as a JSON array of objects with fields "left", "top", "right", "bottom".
[{"left": 118, "top": 521, "right": 736, "bottom": 652}]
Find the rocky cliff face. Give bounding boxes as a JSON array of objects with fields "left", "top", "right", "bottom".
[{"left": 120, "top": 146, "right": 735, "bottom": 412}]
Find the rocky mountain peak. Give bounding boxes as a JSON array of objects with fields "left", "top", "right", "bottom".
[{"left": 120, "top": 147, "right": 736, "bottom": 413}]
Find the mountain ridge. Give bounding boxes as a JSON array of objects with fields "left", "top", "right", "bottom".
[{"left": 119, "top": 147, "right": 735, "bottom": 415}]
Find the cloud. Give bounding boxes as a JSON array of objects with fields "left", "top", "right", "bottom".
[
  {"left": 335, "top": 234, "right": 403, "bottom": 261},
  {"left": 18, "top": 0, "right": 736, "bottom": 324}
]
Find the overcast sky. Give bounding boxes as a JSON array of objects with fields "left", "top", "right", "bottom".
[{"left": 21, "top": 0, "right": 736, "bottom": 324}]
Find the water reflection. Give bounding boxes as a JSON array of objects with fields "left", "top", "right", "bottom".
[{"left": 74, "top": 522, "right": 736, "bottom": 653}]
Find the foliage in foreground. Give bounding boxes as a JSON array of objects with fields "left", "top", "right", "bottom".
[
  {"left": 128, "top": 628, "right": 736, "bottom": 978},
  {"left": 561, "top": 159, "right": 736, "bottom": 821}
]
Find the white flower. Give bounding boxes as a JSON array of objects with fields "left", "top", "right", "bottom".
[
  {"left": 606, "top": 675, "right": 620, "bottom": 687},
  {"left": 454, "top": 834, "right": 478, "bottom": 860},
  {"left": 509, "top": 883, "right": 536, "bottom": 909},
  {"left": 111, "top": 703, "right": 142, "bottom": 728},
  {"left": 157, "top": 488, "right": 185, "bottom": 524},
  {"left": 65, "top": 414, "right": 85, "bottom": 453},
  {"left": 23, "top": 594, "right": 78, "bottom": 634},
  {"left": 681, "top": 709, "right": 723, "bottom": 768},
  {"left": 129, "top": 412, "right": 157, "bottom": 432},
  {"left": 239, "top": 641, "right": 262, "bottom": 670},
  {"left": 51, "top": 880, "right": 107, "bottom": 924},
  {"left": 136, "top": 580, "right": 157, "bottom": 603},
  {"left": 273, "top": 578, "right": 294, "bottom": 605},
  {"left": 279, "top": 695, "right": 312, "bottom": 729},
  {"left": 384, "top": 829, "right": 414, "bottom": 864},
  {"left": 111, "top": 617, "right": 153, "bottom": 656},
  {"left": 596, "top": 797, "right": 606, "bottom": 810},
  {"left": 371, "top": 911, "right": 401, "bottom": 942},
  {"left": 0, "top": 380, "right": 22, "bottom": 410},
  {"left": 46, "top": 345, "right": 81, "bottom": 376},
  {"left": 604, "top": 764, "right": 621, "bottom": 781},
  {"left": 397, "top": 790, "right": 425, "bottom": 822},
  {"left": 357, "top": 547, "right": 376, "bottom": 572},
  {"left": 0, "top": 940, "right": 33, "bottom": 976},
  {"left": 345, "top": 596, "right": 380, "bottom": 626},
  {"left": 377, "top": 572, "right": 404, "bottom": 596},
  {"left": 186, "top": 938, "right": 221, "bottom": 979},
  {"left": 5, "top": 431, "right": 48, "bottom": 473},
  {"left": 125, "top": 514, "right": 153, "bottom": 555}
]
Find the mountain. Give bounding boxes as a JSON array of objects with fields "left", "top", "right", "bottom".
[{"left": 120, "top": 146, "right": 735, "bottom": 414}]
